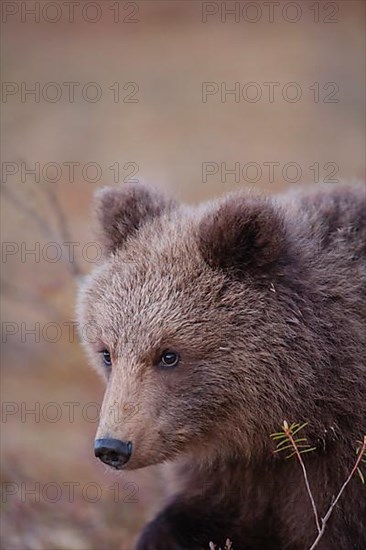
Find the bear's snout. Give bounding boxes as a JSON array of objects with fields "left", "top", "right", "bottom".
[{"left": 94, "top": 438, "right": 132, "bottom": 469}]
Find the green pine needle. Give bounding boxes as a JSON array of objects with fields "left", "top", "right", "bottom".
[{"left": 270, "top": 421, "right": 316, "bottom": 460}]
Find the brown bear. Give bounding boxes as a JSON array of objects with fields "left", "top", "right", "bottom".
[{"left": 77, "top": 182, "right": 366, "bottom": 550}]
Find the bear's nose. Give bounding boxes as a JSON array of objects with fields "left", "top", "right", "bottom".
[{"left": 94, "top": 438, "right": 132, "bottom": 468}]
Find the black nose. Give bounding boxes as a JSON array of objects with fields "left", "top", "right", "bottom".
[{"left": 94, "top": 438, "right": 132, "bottom": 468}]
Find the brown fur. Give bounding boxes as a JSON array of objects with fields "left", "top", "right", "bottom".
[{"left": 77, "top": 183, "right": 366, "bottom": 550}]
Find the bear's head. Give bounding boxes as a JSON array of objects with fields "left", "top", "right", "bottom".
[{"left": 77, "top": 183, "right": 302, "bottom": 470}]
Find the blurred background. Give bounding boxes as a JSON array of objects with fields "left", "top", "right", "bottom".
[{"left": 1, "top": 1, "right": 365, "bottom": 548}]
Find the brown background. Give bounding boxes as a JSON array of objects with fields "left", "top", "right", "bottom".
[{"left": 1, "top": 1, "right": 365, "bottom": 548}]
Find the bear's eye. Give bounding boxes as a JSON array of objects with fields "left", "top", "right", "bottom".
[
  {"left": 100, "top": 349, "right": 112, "bottom": 367},
  {"left": 158, "top": 351, "right": 180, "bottom": 368}
]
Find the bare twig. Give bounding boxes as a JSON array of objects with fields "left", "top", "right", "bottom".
[
  {"left": 282, "top": 421, "right": 321, "bottom": 533},
  {"left": 271, "top": 423, "right": 366, "bottom": 550},
  {"left": 2, "top": 183, "right": 84, "bottom": 278},
  {"left": 1, "top": 183, "right": 56, "bottom": 240},
  {"left": 43, "top": 186, "right": 83, "bottom": 277},
  {"left": 309, "top": 435, "right": 366, "bottom": 550},
  {"left": 1, "top": 277, "right": 60, "bottom": 318}
]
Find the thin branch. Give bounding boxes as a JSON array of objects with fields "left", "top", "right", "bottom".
[
  {"left": 1, "top": 277, "right": 61, "bottom": 318},
  {"left": 43, "top": 186, "right": 83, "bottom": 277},
  {"left": 2, "top": 183, "right": 84, "bottom": 278},
  {"left": 272, "top": 423, "right": 366, "bottom": 550},
  {"left": 1, "top": 183, "right": 56, "bottom": 241},
  {"left": 309, "top": 436, "right": 366, "bottom": 550},
  {"left": 283, "top": 421, "right": 321, "bottom": 534}
]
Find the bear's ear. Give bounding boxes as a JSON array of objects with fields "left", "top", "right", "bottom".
[
  {"left": 95, "top": 183, "right": 176, "bottom": 253},
  {"left": 198, "top": 195, "right": 286, "bottom": 274}
]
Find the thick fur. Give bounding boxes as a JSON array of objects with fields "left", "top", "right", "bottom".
[{"left": 77, "top": 183, "right": 366, "bottom": 550}]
